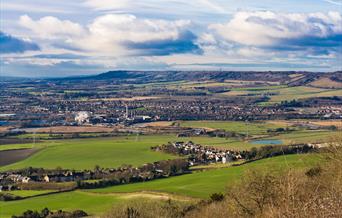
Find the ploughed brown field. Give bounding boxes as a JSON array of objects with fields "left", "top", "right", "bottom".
[
  {"left": 0, "top": 148, "right": 38, "bottom": 166},
  {"left": 0, "top": 127, "right": 10, "bottom": 133}
]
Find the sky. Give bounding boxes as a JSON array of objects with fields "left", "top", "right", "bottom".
[{"left": 0, "top": 0, "right": 341, "bottom": 77}]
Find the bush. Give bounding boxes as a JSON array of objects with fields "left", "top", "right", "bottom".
[
  {"left": 0, "top": 193, "right": 22, "bottom": 201},
  {"left": 12, "top": 208, "right": 88, "bottom": 218},
  {"left": 209, "top": 193, "right": 224, "bottom": 202},
  {"left": 103, "top": 199, "right": 193, "bottom": 218}
]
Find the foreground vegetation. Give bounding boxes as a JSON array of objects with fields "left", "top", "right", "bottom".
[{"left": 104, "top": 145, "right": 342, "bottom": 218}]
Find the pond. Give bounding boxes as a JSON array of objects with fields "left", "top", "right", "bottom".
[{"left": 250, "top": 139, "right": 283, "bottom": 145}]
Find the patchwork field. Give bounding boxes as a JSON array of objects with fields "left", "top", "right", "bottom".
[
  {"left": 223, "top": 85, "right": 342, "bottom": 103},
  {"left": 310, "top": 77, "right": 342, "bottom": 89},
  {"left": 1, "top": 123, "right": 340, "bottom": 171}
]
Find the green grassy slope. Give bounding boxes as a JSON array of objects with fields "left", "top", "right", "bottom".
[
  {"left": 0, "top": 191, "right": 122, "bottom": 218},
  {"left": 89, "top": 154, "right": 320, "bottom": 198},
  {"left": 0, "top": 154, "right": 320, "bottom": 218}
]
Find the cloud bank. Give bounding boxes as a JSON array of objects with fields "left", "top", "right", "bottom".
[
  {"left": 208, "top": 11, "right": 342, "bottom": 50},
  {"left": 18, "top": 14, "right": 200, "bottom": 56}
]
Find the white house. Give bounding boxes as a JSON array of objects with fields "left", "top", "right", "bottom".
[{"left": 75, "top": 111, "right": 90, "bottom": 124}]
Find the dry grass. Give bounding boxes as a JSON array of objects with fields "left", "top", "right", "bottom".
[
  {"left": 141, "top": 121, "right": 174, "bottom": 127},
  {"left": 310, "top": 77, "right": 342, "bottom": 89},
  {"left": 267, "top": 120, "right": 342, "bottom": 129},
  {"left": 0, "top": 127, "right": 11, "bottom": 133},
  {"left": 308, "top": 120, "right": 342, "bottom": 129},
  {"left": 102, "top": 199, "right": 194, "bottom": 218},
  {"left": 21, "top": 126, "right": 115, "bottom": 133}
]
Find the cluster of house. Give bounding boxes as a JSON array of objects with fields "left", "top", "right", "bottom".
[
  {"left": 152, "top": 141, "right": 245, "bottom": 165},
  {"left": 0, "top": 158, "right": 189, "bottom": 190},
  {"left": 0, "top": 170, "right": 93, "bottom": 191}
]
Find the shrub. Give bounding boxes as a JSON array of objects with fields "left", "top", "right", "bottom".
[{"left": 209, "top": 193, "right": 224, "bottom": 202}]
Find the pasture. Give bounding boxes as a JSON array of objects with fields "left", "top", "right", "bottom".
[
  {"left": 0, "top": 135, "right": 255, "bottom": 171},
  {"left": 89, "top": 154, "right": 320, "bottom": 198},
  {"left": 0, "top": 154, "right": 320, "bottom": 218},
  {"left": 0, "top": 191, "right": 122, "bottom": 218},
  {"left": 267, "top": 130, "right": 341, "bottom": 144}
]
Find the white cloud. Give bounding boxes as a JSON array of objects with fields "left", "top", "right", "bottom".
[
  {"left": 19, "top": 15, "right": 85, "bottom": 39},
  {"left": 88, "top": 14, "right": 190, "bottom": 43},
  {"left": 208, "top": 11, "right": 342, "bottom": 47},
  {"left": 18, "top": 14, "right": 194, "bottom": 56}
]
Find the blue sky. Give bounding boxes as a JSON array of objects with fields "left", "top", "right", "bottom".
[{"left": 0, "top": 0, "right": 341, "bottom": 77}]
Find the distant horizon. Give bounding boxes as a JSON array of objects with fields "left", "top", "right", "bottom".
[
  {"left": 2, "top": 69, "right": 341, "bottom": 79},
  {"left": 1, "top": 0, "right": 342, "bottom": 77}
]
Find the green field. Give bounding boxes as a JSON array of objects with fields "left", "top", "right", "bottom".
[
  {"left": 0, "top": 135, "right": 177, "bottom": 171},
  {"left": 89, "top": 154, "right": 320, "bottom": 198},
  {"left": 1, "top": 127, "right": 338, "bottom": 172},
  {"left": 223, "top": 85, "right": 342, "bottom": 103},
  {"left": 268, "top": 130, "right": 341, "bottom": 144},
  {"left": 0, "top": 191, "right": 123, "bottom": 218},
  {"left": 0, "top": 143, "right": 39, "bottom": 151},
  {"left": 0, "top": 154, "right": 320, "bottom": 218},
  {"left": 1, "top": 135, "right": 252, "bottom": 171},
  {"left": 179, "top": 120, "right": 287, "bottom": 135}
]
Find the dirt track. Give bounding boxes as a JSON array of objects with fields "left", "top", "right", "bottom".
[{"left": 0, "top": 148, "right": 39, "bottom": 166}]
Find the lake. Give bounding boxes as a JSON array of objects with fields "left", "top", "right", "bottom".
[{"left": 251, "top": 139, "right": 283, "bottom": 145}]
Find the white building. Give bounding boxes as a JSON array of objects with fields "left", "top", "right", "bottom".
[{"left": 75, "top": 111, "right": 90, "bottom": 124}]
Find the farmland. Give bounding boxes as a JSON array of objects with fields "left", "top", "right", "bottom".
[
  {"left": 1, "top": 124, "right": 340, "bottom": 171},
  {"left": 0, "top": 154, "right": 320, "bottom": 218},
  {"left": 0, "top": 134, "right": 256, "bottom": 171},
  {"left": 89, "top": 154, "right": 320, "bottom": 198},
  {"left": 0, "top": 71, "right": 341, "bottom": 217},
  {"left": 0, "top": 135, "right": 178, "bottom": 171},
  {"left": 223, "top": 85, "right": 342, "bottom": 103},
  {"left": 178, "top": 120, "right": 287, "bottom": 135},
  {"left": 0, "top": 191, "right": 123, "bottom": 218}
]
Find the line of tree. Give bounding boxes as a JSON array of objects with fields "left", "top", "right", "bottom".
[{"left": 245, "top": 144, "right": 318, "bottom": 161}]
